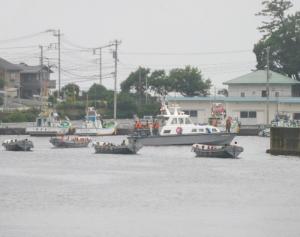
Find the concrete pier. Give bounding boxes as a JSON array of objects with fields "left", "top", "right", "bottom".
[
  {"left": 0, "top": 128, "right": 26, "bottom": 135},
  {"left": 269, "top": 127, "right": 300, "bottom": 156}
]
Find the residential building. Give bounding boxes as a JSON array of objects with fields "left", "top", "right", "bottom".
[
  {"left": 18, "top": 63, "right": 55, "bottom": 99},
  {"left": 0, "top": 57, "right": 22, "bottom": 98},
  {"left": 167, "top": 70, "right": 300, "bottom": 125}
]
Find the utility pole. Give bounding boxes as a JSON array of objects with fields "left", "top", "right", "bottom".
[
  {"left": 266, "top": 46, "right": 270, "bottom": 125},
  {"left": 39, "top": 45, "right": 43, "bottom": 66},
  {"left": 93, "top": 44, "right": 114, "bottom": 85},
  {"left": 57, "top": 29, "right": 61, "bottom": 98},
  {"left": 39, "top": 45, "right": 44, "bottom": 100},
  {"left": 113, "top": 40, "right": 121, "bottom": 120},
  {"left": 145, "top": 73, "right": 148, "bottom": 104},
  {"left": 99, "top": 48, "right": 102, "bottom": 85},
  {"left": 139, "top": 66, "right": 142, "bottom": 105}
]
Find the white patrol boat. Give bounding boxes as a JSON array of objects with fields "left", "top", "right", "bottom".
[
  {"left": 26, "top": 110, "right": 71, "bottom": 136},
  {"left": 128, "top": 101, "right": 236, "bottom": 146},
  {"left": 157, "top": 102, "right": 221, "bottom": 136},
  {"left": 75, "top": 107, "right": 117, "bottom": 136}
]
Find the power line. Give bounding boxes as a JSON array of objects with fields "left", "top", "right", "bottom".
[
  {"left": 119, "top": 49, "right": 252, "bottom": 56},
  {"left": 0, "top": 31, "right": 49, "bottom": 44}
]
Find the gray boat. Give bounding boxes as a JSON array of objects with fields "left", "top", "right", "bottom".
[
  {"left": 130, "top": 101, "right": 236, "bottom": 146},
  {"left": 192, "top": 144, "right": 244, "bottom": 158},
  {"left": 50, "top": 136, "right": 91, "bottom": 148},
  {"left": 94, "top": 139, "right": 143, "bottom": 154},
  {"left": 128, "top": 132, "right": 236, "bottom": 146},
  {"left": 2, "top": 139, "right": 34, "bottom": 151}
]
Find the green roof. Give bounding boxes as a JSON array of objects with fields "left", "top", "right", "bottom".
[{"left": 223, "top": 70, "right": 300, "bottom": 85}]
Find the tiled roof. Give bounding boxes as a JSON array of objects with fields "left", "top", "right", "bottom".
[
  {"left": 223, "top": 70, "right": 300, "bottom": 85},
  {"left": 18, "top": 64, "right": 53, "bottom": 74},
  {"left": 0, "top": 57, "right": 22, "bottom": 71}
]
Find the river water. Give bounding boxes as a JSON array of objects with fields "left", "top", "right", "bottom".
[{"left": 0, "top": 135, "right": 300, "bottom": 237}]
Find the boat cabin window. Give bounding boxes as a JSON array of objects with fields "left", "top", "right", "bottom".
[
  {"left": 178, "top": 118, "right": 184, "bottom": 124},
  {"left": 192, "top": 129, "right": 197, "bottom": 132},
  {"left": 171, "top": 118, "right": 177, "bottom": 124},
  {"left": 211, "top": 128, "right": 218, "bottom": 133},
  {"left": 199, "top": 129, "right": 205, "bottom": 133},
  {"left": 37, "top": 118, "right": 42, "bottom": 127},
  {"left": 185, "top": 118, "right": 192, "bottom": 124},
  {"left": 163, "top": 129, "right": 171, "bottom": 134}
]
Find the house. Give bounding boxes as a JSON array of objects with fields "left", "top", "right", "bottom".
[
  {"left": 167, "top": 70, "right": 300, "bottom": 125},
  {"left": 18, "top": 63, "right": 55, "bottom": 99},
  {"left": 0, "top": 57, "right": 22, "bottom": 98}
]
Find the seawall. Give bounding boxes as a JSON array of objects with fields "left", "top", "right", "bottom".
[{"left": 269, "top": 127, "right": 300, "bottom": 156}]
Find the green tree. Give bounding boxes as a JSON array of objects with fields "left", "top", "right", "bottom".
[
  {"left": 61, "top": 83, "right": 80, "bottom": 102},
  {"left": 87, "top": 83, "right": 108, "bottom": 100},
  {"left": 168, "top": 66, "right": 212, "bottom": 96},
  {"left": 218, "top": 88, "right": 229, "bottom": 97},
  {"left": 120, "top": 67, "right": 150, "bottom": 95},
  {"left": 148, "top": 70, "right": 171, "bottom": 96},
  {"left": 256, "top": 0, "right": 293, "bottom": 37},
  {"left": 254, "top": 0, "right": 300, "bottom": 80}
]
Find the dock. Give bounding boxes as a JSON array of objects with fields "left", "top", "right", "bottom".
[{"left": 269, "top": 127, "right": 300, "bottom": 156}]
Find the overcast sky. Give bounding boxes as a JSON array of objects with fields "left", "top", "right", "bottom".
[{"left": 1, "top": 0, "right": 299, "bottom": 91}]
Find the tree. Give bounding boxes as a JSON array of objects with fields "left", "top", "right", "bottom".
[
  {"left": 168, "top": 66, "right": 212, "bottom": 96},
  {"left": 218, "top": 88, "right": 229, "bottom": 97},
  {"left": 87, "top": 83, "right": 108, "bottom": 100},
  {"left": 148, "top": 70, "right": 171, "bottom": 96},
  {"left": 256, "top": 0, "right": 293, "bottom": 37},
  {"left": 121, "top": 67, "right": 150, "bottom": 95},
  {"left": 61, "top": 83, "right": 80, "bottom": 102},
  {"left": 254, "top": 0, "right": 300, "bottom": 80}
]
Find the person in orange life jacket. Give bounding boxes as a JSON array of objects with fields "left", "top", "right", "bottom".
[{"left": 225, "top": 117, "right": 232, "bottom": 133}]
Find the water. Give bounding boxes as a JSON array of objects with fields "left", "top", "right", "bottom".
[{"left": 1, "top": 136, "right": 300, "bottom": 237}]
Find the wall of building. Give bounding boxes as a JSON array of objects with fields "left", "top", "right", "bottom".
[
  {"left": 228, "top": 84, "right": 292, "bottom": 97},
  {"left": 168, "top": 99, "right": 300, "bottom": 125},
  {"left": 168, "top": 100, "right": 219, "bottom": 124}
]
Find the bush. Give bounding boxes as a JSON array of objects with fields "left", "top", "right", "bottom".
[{"left": 0, "top": 109, "right": 39, "bottom": 122}]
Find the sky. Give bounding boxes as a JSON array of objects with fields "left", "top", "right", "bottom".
[{"left": 0, "top": 0, "right": 299, "bottom": 92}]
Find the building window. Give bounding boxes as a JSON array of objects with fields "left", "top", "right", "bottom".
[
  {"left": 189, "top": 110, "right": 198, "bottom": 117},
  {"left": 293, "top": 113, "right": 300, "bottom": 120},
  {"left": 183, "top": 110, "right": 198, "bottom": 117},
  {"left": 241, "top": 92, "right": 245, "bottom": 97},
  {"left": 262, "top": 90, "right": 267, "bottom": 97},
  {"left": 249, "top": 111, "right": 257, "bottom": 118},
  {"left": 240, "top": 111, "right": 257, "bottom": 118},
  {"left": 240, "top": 111, "right": 248, "bottom": 118}
]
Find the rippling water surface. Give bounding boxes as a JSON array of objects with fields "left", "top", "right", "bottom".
[{"left": 0, "top": 135, "right": 300, "bottom": 237}]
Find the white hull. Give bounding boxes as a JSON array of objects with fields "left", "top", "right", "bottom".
[
  {"left": 75, "top": 127, "right": 116, "bottom": 136},
  {"left": 26, "top": 127, "right": 69, "bottom": 136}
]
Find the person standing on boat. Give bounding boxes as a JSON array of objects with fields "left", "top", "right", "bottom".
[
  {"left": 153, "top": 120, "right": 159, "bottom": 136},
  {"left": 226, "top": 117, "right": 232, "bottom": 133}
]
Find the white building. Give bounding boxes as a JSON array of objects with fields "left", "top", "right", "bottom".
[{"left": 167, "top": 70, "right": 300, "bottom": 125}]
